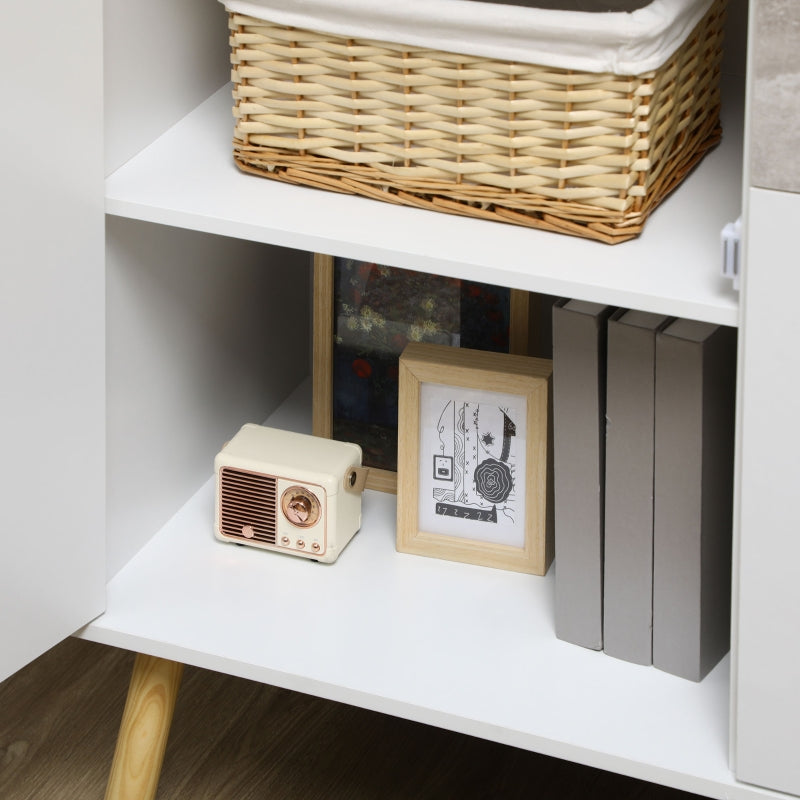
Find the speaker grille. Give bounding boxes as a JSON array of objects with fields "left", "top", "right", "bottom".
[{"left": 219, "top": 467, "right": 278, "bottom": 544}]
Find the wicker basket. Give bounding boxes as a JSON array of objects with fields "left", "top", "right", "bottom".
[{"left": 228, "top": 0, "right": 725, "bottom": 244}]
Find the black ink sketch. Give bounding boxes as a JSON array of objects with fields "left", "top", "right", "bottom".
[{"left": 432, "top": 399, "right": 518, "bottom": 526}]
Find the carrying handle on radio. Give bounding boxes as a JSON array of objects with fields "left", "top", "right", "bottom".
[{"left": 344, "top": 466, "right": 369, "bottom": 494}]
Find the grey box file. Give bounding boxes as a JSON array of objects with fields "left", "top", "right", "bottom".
[
  {"left": 652, "top": 319, "right": 737, "bottom": 681},
  {"left": 552, "top": 299, "right": 616, "bottom": 650},
  {"left": 603, "top": 309, "right": 672, "bottom": 665}
]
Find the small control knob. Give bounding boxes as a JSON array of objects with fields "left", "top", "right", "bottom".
[{"left": 280, "top": 486, "right": 321, "bottom": 528}]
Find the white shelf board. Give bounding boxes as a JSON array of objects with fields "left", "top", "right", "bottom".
[
  {"left": 105, "top": 82, "right": 743, "bottom": 327},
  {"left": 79, "top": 383, "right": 786, "bottom": 800}
]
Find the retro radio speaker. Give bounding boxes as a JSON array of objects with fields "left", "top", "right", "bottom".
[{"left": 214, "top": 424, "right": 367, "bottom": 563}]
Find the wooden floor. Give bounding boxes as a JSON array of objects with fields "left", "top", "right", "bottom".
[{"left": 0, "top": 637, "right": 703, "bottom": 799}]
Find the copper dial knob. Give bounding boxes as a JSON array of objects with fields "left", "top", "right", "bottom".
[{"left": 281, "top": 486, "right": 321, "bottom": 527}]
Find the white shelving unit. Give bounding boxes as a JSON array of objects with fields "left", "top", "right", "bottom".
[
  {"left": 83, "top": 46, "right": 771, "bottom": 799},
  {"left": 5, "top": 0, "right": 799, "bottom": 797}
]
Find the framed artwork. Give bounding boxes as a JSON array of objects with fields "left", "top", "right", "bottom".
[
  {"left": 396, "top": 342, "right": 553, "bottom": 575},
  {"left": 312, "top": 254, "right": 543, "bottom": 493}
]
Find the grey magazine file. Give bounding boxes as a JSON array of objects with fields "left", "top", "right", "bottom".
[
  {"left": 552, "top": 299, "right": 616, "bottom": 650},
  {"left": 652, "top": 319, "right": 736, "bottom": 681},
  {"left": 603, "top": 309, "right": 672, "bottom": 665}
]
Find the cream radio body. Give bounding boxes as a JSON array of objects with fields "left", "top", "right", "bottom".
[{"left": 214, "top": 424, "right": 365, "bottom": 563}]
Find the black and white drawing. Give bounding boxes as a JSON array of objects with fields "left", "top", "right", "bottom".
[{"left": 418, "top": 384, "right": 526, "bottom": 547}]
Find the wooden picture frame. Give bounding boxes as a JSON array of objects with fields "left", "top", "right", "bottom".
[
  {"left": 312, "top": 253, "right": 541, "bottom": 493},
  {"left": 396, "top": 342, "right": 553, "bottom": 575}
]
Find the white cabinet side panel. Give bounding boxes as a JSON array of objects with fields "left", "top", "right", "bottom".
[
  {"left": 0, "top": 1, "right": 105, "bottom": 680},
  {"left": 734, "top": 187, "right": 800, "bottom": 796},
  {"left": 106, "top": 219, "right": 310, "bottom": 579},
  {"left": 104, "top": 0, "right": 229, "bottom": 174}
]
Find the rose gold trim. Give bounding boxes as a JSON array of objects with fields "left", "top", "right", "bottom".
[{"left": 217, "top": 466, "right": 329, "bottom": 556}]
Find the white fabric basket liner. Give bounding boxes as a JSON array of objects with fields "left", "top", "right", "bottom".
[{"left": 221, "top": 0, "right": 714, "bottom": 75}]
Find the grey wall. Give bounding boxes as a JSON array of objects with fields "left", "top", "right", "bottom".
[{"left": 749, "top": 0, "right": 800, "bottom": 192}]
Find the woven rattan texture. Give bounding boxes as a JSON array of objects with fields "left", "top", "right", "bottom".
[{"left": 229, "top": 0, "right": 725, "bottom": 243}]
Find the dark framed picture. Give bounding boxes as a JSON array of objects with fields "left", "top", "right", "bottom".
[
  {"left": 396, "top": 342, "right": 553, "bottom": 575},
  {"left": 312, "top": 254, "right": 541, "bottom": 492}
]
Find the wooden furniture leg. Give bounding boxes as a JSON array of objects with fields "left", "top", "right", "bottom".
[{"left": 105, "top": 653, "right": 184, "bottom": 800}]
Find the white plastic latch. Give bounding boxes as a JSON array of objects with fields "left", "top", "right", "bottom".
[{"left": 721, "top": 217, "right": 742, "bottom": 290}]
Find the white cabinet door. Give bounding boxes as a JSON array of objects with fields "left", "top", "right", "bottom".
[
  {"left": 734, "top": 2, "right": 800, "bottom": 792},
  {"left": 734, "top": 187, "right": 800, "bottom": 797},
  {"left": 0, "top": 0, "right": 105, "bottom": 681}
]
